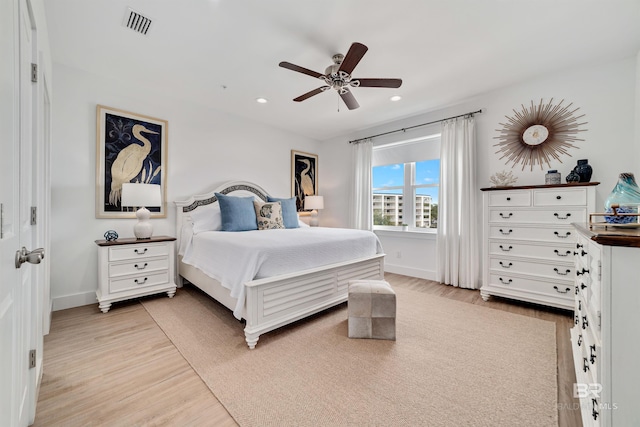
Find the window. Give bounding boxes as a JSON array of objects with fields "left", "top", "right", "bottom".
[{"left": 372, "top": 135, "right": 440, "bottom": 230}]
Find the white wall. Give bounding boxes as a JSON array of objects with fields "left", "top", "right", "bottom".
[
  {"left": 320, "top": 55, "right": 639, "bottom": 281},
  {"left": 50, "top": 63, "right": 319, "bottom": 310}
]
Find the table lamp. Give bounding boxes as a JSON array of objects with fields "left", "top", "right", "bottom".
[
  {"left": 304, "top": 195, "right": 324, "bottom": 227},
  {"left": 121, "top": 183, "right": 162, "bottom": 239}
]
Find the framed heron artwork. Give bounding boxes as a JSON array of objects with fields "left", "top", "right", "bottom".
[
  {"left": 291, "top": 150, "right": 318, "bottom": 213},
  {"left": 95, "top": 105, "right": 168, "bottom": 218}
]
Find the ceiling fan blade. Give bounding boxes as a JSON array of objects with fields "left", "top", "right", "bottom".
[
  {"left": 279, "top": 61, "right": 324, "bottom": 79},
  {"left": 337, "top": 42, "right": 368, "bottom": 75},
  {"left": 293, "top": 86, "right": 330, "bottom": 102},
  {"left": 340, "top": 89, "right": 360, "bottom": 110},
  {"left": 354, "top": 78, "right": 403, "bottom": 88}
]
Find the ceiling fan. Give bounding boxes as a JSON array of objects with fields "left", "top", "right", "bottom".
[{"left": 279, "top": 42, "right": 402, "bottom": 110}]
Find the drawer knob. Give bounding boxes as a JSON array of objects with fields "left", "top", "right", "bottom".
[
  {"left": 134, "top": 248, "right": 148, "bottom": 255},
  {"left": 499, "top": 212, "right": 513, "bottom": 219},
  {"left": 498, "top": 277, "right": 512, "bottom": 285},
  {"left": 576, "top": 243, "right": 584, "bottom": 249},
  {"left": 592, "top": 399, "right": 599, "bottom": 420},
  {"left": 577, "top": 268, "right": 589, "bottom": 276},
  {"left": 583, "top": 357, "right": 590, "bottom": 372},
  {"left": 506, "top": 197, "right": 511, "bottom": 201},
  {"left": 553, "top": 285, "right": 571, "bottom": 293},
  {"left": 554, "top": 249, "right": 571, "bottom": 257},
  {"left": 499, "top": 261, "right": 513, "bottom": 268},
  {"left": 577, "top": 334, "right": 583, "bottom": 346},
  {"left": 580, "top": 283, "right": 587, "bottom": 290},
  {"left": 554, "top": 231, "right": 571, "bottom": 239},
  {"left": 134, "top": 277, "right": 148, "bottom": 285},
  {"left": 499, "top": 229, "right": 513, "bottom": 235},
  {"left": 573, "top": 249, "right": 587, "bottom": 257},
  {"left": 134, "top": 263, "right": 148, "bottom": 270},
  {"left": 582, "top": 316, "right": 589, "bottom": 330},
  {"left": 556, "top": 195, "right": 562, "bottom": 200},
  {"left": 590, "top": 344, "right": 597, "bottom": 364},
  {"left": 553, "top": 268, "right": 571, "bottom": 276},
  {"left": 499, "top": 245, "right": 513, "bottom": 252},
  {"left": 554, "top": 212, "right": 571, "bottom": 220}
]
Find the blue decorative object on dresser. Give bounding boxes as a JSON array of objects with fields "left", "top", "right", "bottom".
[
  {"left": 104, "top": 230, "right": 118, "bottom": 241},
  {"left": 574, "top": 159, "right": 592, "bottom": 182},
  {"left": 604, "top": 172, "right": 640, "bottom": 224}
]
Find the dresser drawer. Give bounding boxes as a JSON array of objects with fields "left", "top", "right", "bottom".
[
  {"left": 488, "top": 208, "right": 587, "bottom": 224},
  {"left": 489, "top": 257, "right": 574, "bottom": 281},
  {"left": 489, "top": 241, "right": 574, "bottom": 261},
  {"left": 533, "top": 188, "right": 587, "bottom": 206},
  {"left": 488, "top": 191, "right": 531, "bottom": 207},
  {"left": 108, "top": 257, "right": 169, "bottom": 278},
  {"left": 109, "top": 242, "right": 169, "bottom": 261},
  {"left": 489, "top": 225, "right": 575, "bottom": 242},
  {"left": 109, "top": 270, "right": 170, "bottom": 293},
  {"left": 488, "top": 273, "right": 574, "bottom": 299}
]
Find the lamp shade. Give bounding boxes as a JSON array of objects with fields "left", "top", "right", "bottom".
[
  {"left": 304, "top": 195, "right": 324, "bottom": 210},
  {"left": 121, "top": 183, "right": 162, "bottom": 208}
]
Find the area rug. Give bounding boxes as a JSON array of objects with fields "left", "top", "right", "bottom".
[{"left": 141, "top": 286, "right": 558, "bottom": 427}]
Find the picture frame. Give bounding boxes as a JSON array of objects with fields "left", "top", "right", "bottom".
[
  {"left": 96, "top": 105, "right": 168, "bottom": 218},
  {"left": 291, "top": 150, "right": 318, "bottom": 213}
]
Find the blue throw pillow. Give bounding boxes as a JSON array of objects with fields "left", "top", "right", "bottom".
[
  {"left": 215, "top": 193, "right": 258, "bottom": 231},
  {"left": 267, "top": 196, "right": 299, "bottom": 228}
]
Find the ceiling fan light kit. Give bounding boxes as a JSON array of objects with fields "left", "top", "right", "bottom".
[{"left": 279, "top": 42, "right": 402, "bottom": 110}]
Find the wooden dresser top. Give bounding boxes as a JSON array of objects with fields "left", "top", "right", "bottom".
[{"left": 573, "top": 223, "right": 640, "bottom": 248}]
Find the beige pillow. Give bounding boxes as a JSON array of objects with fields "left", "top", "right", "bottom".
[{"left": 253, "top": 200, "right": 285, "bottom": 230}]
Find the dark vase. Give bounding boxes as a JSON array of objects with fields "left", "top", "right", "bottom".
[
  {"left": 566, "top": 170, "right": 580, "bottom": 183},
  {"left": 575, "top": 159, "right": 592, "bottom": 182}
]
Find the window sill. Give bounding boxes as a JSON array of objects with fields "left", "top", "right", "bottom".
[{"left": 374, "top": 229, "right": 436, "bottom": 240}]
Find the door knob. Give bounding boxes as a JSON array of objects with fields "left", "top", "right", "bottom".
[{"left": 15, "top": 247, "right": 45, "bottom": 268}]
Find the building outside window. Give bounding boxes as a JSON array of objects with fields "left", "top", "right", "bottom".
[{"left": 371, "top": 134, "right": 440, "bottom": 231}]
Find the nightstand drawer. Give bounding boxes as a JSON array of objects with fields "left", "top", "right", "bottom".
[
  {"left": 109, "top": 271, "right": 169, "bottom": 293},
  {"left": 488, "top": 191, "right": 531, "bottom": 207},
  {"left": 109, "top": 257, "right": 169, "bottom": 278},
  {"left": 109, "top": 243, "right": 169, "bottom": 261}
]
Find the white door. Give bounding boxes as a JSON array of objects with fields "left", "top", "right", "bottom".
[{"left": 1, "top": 0, "right": 45, "bottom": 425}]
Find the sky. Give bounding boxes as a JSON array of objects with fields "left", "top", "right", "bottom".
[{"left": 372, "top": 159, "right": 440, "bottom": 204}]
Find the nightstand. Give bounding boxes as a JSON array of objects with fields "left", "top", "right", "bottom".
[{"left": 95, "top": 235, "right": 177, "bottom": 313}]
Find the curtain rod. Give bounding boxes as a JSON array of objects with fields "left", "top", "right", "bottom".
[{"left": 348, "top": 109, "right": 483, "bottom": 144}]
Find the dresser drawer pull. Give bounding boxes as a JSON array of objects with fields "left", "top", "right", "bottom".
[
  {"left": 498, "top": 277, "right": 512, "bottom": 285},
  {"left": 592, "top": 399, "right": 599, "bottom": 421},
  {"left": 554, "top": 231, "right": 571, "bottom": 238},
  {"left": 576, "top": 243, "right": 584, "bottom": 249},
  {"left": 556, "top": 195, "right": 562, "bottom": 200},
  {"left": 506, "top": 197, "right": 511, "bottom": 201},
  {"left": 554, "top": 268, "right": 571, "bottom": 276},
  {"left": 578, "top": 300, "right": 582, "bottom": 311},
  {"left": 589, "top": 344, "right": 597, "bottom": 364},
  {"left": 553, "top": 285, "right": 571, "bottom": 294},
  {"left": 499, "top": 261, "right": 513, "bottom": 268},
  {"left": 583, "top": 357, "right": 590, "bottom": 372},
  {"left": 499, "top": 212, "right": 513, "bottom": 218},
  {"left": 134, "top": 277, "right": 148, "bottom": 285},
  {"left": 574, "top": 315, "right": 579, "bottom": 325},
  {"left": 134, "top": 263, "right": 148, "bottom": 270},
  {"left": 573, "top": 249, "right": 587, "bottom": 256},
  {"left": 553, "top": 212, "right": 571, "bottom": 220},
  {"left": 499, "top": 229, "right": 513, "bottom": 235},
  {"left": 577, "top": 334, "right": 583, "bottom": 346},
  {"left": 134, "top": 248, "right": 148, "bottom": 255},
  {"left": 575, "top": 286, "right": 579, "bottom": 295},
  {"left": 576, "top": 268, "right": 589, "bottom": 276},
  {"left": 582, "top": 316, "right": 589, "bottom": 330},
  {"left": 499, "top": 245, "right": 513, "bottom": 252},
  {"left": 554, "top": 249, "right": 571, "bottom": 257},
  {"left": 580, "top": 283, "right": 587, "bottom": 290}
]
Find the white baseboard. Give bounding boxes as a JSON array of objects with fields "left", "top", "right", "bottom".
[
  {"left": 52, "top": 291, "right": 96, "bottom": 311},
  {"left": 384, "top": 263, "right": 436, "bottom": 281}
]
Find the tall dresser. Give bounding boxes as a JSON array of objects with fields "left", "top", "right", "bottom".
[
  {"left": 480, "top": 183, "right": 598, "bottom": 309},
  {"left": 571, "top": 224, "right": 640, "bottom": 426}
]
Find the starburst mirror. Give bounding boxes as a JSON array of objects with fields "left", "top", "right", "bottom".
[{"left": 494, "top": 98, "right": 587, "bottom": 170}]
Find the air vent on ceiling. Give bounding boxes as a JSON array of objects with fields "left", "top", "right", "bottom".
[{"left": 123, "top": 7, "right": 152, "bottom": 35}]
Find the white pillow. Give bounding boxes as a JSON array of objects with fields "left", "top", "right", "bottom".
[
  {"left": 190, "top": 203, "right": 222, "bottom": 234},
  {"left": 298, "top": 219, "right": 310, "bottom": 228}
]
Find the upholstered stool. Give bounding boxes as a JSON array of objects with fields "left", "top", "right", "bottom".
[{"left": 348, "top": 280, "right": 396, "bottom": 340}]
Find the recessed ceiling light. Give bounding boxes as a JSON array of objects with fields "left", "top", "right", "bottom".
[
  {"left": 390, "top": 95, "right": 402, "bottom": 102},
  {"left": 256, "top": 98, "right": 268, "bottom": 104}
]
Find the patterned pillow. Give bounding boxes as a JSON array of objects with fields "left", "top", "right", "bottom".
[{"left": 253, "top": 201, "right": 285, "bottom": 230}]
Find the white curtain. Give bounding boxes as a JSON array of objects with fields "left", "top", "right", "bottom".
[
  {"left": 350, "top": 139, "right": 373, "bottom": 230},
  {"left": 436, "top": 117, "right": 479, "bottom": 289}
]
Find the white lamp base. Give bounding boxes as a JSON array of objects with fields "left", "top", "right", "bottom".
[
  {"left": 134, "top": 207, "right": 153, "bottom": 239},
  {"left": 309, "top": 209, "right": 319, "bottom": 227}
]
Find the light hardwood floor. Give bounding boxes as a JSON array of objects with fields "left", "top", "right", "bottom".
[{"left": 34, "top": 273, "right": 581, "bottom": 426}]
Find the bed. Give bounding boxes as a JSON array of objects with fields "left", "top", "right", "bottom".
[{"left": 175, "top": 181, "right": 385, "bottom": 349}]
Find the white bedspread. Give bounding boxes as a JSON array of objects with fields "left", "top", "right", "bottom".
[{"left": 181, "top": 227, "right": 383, "bottom": 319}]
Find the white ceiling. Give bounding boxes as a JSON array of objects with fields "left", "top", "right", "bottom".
[{"left": 45, "top": 0, "right": 640, "bottom": 141}]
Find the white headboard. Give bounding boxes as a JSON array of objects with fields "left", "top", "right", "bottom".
[{"left": 174, "top": 180, "right": 270, "bottom": 252}]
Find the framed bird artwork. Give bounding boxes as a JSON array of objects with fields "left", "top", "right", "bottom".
[
  {"left": 95, "top": 105, "right": 168, "bottom": 218},
  {"left": 291, "top": 150, "right": 318, "bottom": 213}
]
